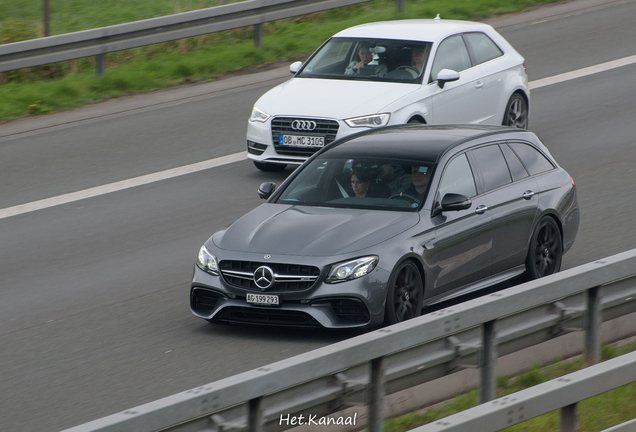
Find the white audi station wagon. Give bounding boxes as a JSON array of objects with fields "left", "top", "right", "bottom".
[{"left": 246, "top": 18, "right": 529, "bottom": 171}]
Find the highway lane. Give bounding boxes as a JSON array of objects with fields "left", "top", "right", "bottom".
[
  {"left": 1, "top": 0, "right": 636, "bottom": 430},
  {"left": 488, "top": 0, "right": 636, "bottom": 79},
  {"left": 2, "top": 0, "right": 635, "bottom": 209},
  {"left": 0, "top": 73, "right": 288, "bottom": 208},
  {"left": 530, "top": 65, "right": 636, "bottom": 266}
]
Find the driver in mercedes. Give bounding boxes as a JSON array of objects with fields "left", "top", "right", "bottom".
[{"left": 398, "top": 165, "right": 431, "bottom": 202}]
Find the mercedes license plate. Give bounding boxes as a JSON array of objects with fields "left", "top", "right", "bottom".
[
  {"left": 246, "top": 293, "right": 279, "bottom": 306},
  {"left": 279, "top": 134, "right": 325, "bottom": 147}
]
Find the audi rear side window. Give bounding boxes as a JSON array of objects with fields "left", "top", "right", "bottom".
[{"left": 463, "top": 32, "right": 503, "bottom": 65}]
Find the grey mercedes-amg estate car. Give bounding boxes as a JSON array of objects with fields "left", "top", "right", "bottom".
[{"left": 191, "top": 125, "right": 579, "bottom": 328}]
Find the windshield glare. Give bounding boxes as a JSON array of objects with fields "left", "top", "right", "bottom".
[
  {"left": 276, "top": 157, "right": 435, "bottom": 211},
  {"left": 298, "top": 38, "right": 431, "bottom": 83}
]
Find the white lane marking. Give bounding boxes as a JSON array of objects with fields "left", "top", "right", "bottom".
[
  {"left": 0, "top": 152, "right": 247, "bottom": 221},
  {"left": 2, "top": 54, "right": 636, "bottom": 220},
  {"left": 530, "top": 54, "right": 636, "bottom": 89}
]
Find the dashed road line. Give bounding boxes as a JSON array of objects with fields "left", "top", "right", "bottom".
[{"left": 2, "top": 54, "right": 636, "bottom": 220}]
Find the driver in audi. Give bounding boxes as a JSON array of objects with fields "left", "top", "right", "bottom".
[{"left": 411, "top": 46, "right": 426, "bottom": 73}]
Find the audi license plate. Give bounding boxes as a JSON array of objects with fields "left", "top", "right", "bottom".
[
  {"left": 279, "top": 135, "right": 325, "bottom": 147},
  {"left": 247, "top": 293, "right": 279, "bottom": 306}
]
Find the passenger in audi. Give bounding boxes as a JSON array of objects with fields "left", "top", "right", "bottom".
[{"left": 345, "top": 43, "right": 388, "bottom": 77}]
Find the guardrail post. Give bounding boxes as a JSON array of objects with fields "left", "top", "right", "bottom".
[
  {"left": 396, "top": 0, "right": 405, "bottom": 14},
  {"left": 369, "top": 357, "right": 385, "bottom": 432},
  {"left": 248, "top": 397, "right": 263, "bottom": 432},
  {"left": 96, "top": 54, "right": 106, "bottom": 76},
  {"left": 254, "top": 24, "right": 263, "bottom": 48},
  {"left": 43, "top": 0, "right": 50, "bottom": 37},
  {"left": 560, "top": 403, "right": 578, "bottom": 432},
  {"left": 585, "top": 286, "right": 602, "bottom": 365},
  {"left": 479, "top": 320, "right": 498, "bottom": 403}
]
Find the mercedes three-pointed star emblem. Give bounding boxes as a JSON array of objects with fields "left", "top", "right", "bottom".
[{"left": 254, "top": 266, "right": 275, "bottom": 290}]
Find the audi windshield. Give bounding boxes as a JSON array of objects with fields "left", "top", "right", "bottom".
[{"left": 298, "top": 38, "right": 432, "bottom": 83}]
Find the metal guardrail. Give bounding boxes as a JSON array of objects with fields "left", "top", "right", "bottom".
[
  {"left": 0, "top": 0, "right": 374, "bottom": 75},
  {"left": 62, "top": 248, "right": 636, "bottom": 432},
  {"left": 411, "top": 349, "right": 636, "bottom": 432}
]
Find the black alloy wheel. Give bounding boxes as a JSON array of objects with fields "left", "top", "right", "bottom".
[
  {"left": 385, "top": 261, "right": 423, "bottom": 325},
  {"left": 503, "top": 93, "right": 529, "bottom": 129},
  {"left": 253, "top": 161, "right": 287, "bottom": 172},
  {"left": 526, "top": 217, "right": 563, "bottom": 280}
]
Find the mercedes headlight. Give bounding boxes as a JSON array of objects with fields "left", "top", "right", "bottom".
[
  {"left": 344, "top": 113, "right": 390, "bottom": 128},
  {"left": 250, "top": 106, "right": 270, "bottom": 123},
  {"left": 326, "top": 256, "right": 379, "bottom": 283},
  {"left": 196, "top": 245, "right": 219, "bottom": 275}
]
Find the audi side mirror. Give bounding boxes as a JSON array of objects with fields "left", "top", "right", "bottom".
[
  {"left": 258, "top": 182, "right": 277, "bottom": 200},
  {"left": 436, "top": 69, "right": 460, "bottom": 89},
  {"left": 289, "top": 61, "right": 303, "bottom": 74}
]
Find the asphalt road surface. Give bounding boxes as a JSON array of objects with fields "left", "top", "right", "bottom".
[{"left": 1, "top": 0, "right": 636, "bottom": 430}]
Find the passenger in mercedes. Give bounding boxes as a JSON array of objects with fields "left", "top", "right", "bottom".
[{"left": 351, "top": 169, "right": 372, "bottom": 197}]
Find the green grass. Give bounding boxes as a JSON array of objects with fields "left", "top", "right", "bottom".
[
  {"left": 384, "top": 340, "right": 636, "bottom": 432},
  {"left": 0, "top": 0, "right": 227, "bottom": 35},
  {"left": 0, "top": 0, "right": 561, "bottom": 121}
]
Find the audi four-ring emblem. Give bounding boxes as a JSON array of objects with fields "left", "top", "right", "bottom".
[
  {"left": 254, "top": 266, "right": 275, "bottom": 290},
  {"left": 291, "top": 120, "right": 317, "bottom": 131}
]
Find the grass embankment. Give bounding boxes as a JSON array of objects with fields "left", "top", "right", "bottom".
[
  {"left": 385, "top": 341, "right": 636, "bottom": 432},
  {"left": 0, "top": 0, "right": 560, "bottom": 122}
]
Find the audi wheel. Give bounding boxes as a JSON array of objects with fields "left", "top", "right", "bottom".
[{"left": 503, "top": 93, "right": 528, "bottom": 129}]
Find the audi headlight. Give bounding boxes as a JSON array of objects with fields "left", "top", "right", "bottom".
[
  {"left": 326, "top": 256, "right": 379, "bottom": 283},
  {"left": 344, "top": 113, "right": 390, "bottom": 128},
  {"left": 250, "top": 106, "right": 270, "bottom": 123},
  {"left": 196, "top": 245, "right": 219, "bottom": 275}
]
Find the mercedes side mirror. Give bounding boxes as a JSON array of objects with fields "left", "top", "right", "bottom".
[
  {"left": 436, "top": 69, "right": 460, "bottom": 89},
  {"left": 289, "top": 61, "right": 303, "bottom": 74},
  {"left": 258, "top": 182, "right": 277, "bottom": 200},
  {"left": 440, "top": 193, "right": 472, "bottom": 211}
]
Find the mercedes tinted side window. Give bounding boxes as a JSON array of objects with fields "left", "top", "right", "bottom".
[
  {"left": 470, "top": 145, "right": 512, "bottom": 192},
  {"left": 501, "top": 144, "right": 529, "bottom": 181},
  {"left": 509, "top": 142, "right": 555, "bottom": 175},
  {"left": 438, "top": 153, "right": 477, "bottom": 199},
  {"left": 463, "top": 32, "right": 503, "bottom": 65},
  {"left": 430, "top": 35, "right": 472, "bottom": 81}
]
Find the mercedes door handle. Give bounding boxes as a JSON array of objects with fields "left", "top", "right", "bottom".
[
  {"left": 523, "top": 190, "right": 535, "bottom": 200},
  {"left": 475, "top": 205, "right": 488, "bottom": 214},
  {"left": 475, "top": 82, "right": 484, "bottom": 89}
]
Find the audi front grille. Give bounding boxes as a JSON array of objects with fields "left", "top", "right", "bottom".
[
  {"left": 271, "top": 117, "right": 339, "bottom": 157},
  {"left": 219, "top": 261, "right": 320, "bottom": 292}
]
